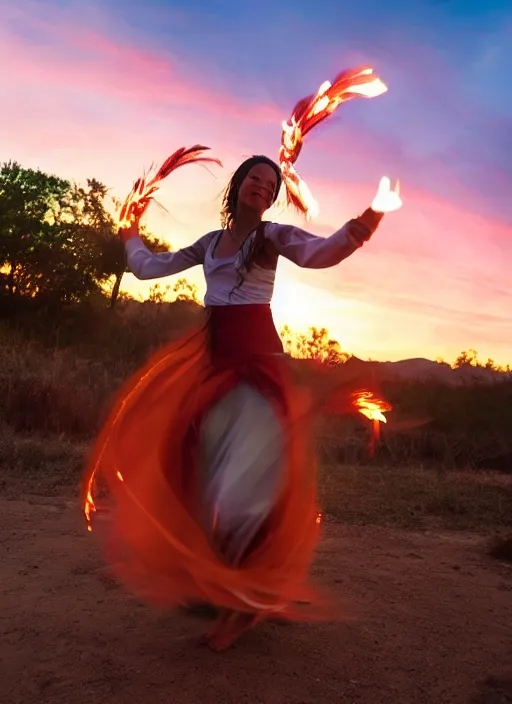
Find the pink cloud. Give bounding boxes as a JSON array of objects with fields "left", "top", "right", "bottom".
[
  {"left": 0, "top": 0, "right": 290, "bottom": 197},
  {"left": 0, "top": 2, "right": 282, "bottom": 125},
  {"left": 1, "top": 0, "right": 510, "bottom": 367}
]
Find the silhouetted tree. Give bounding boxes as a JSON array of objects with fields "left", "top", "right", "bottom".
[
  {"left": 147, "top": 278, "right": 201, "bottom": 306},
  {"left": 280, "top": 325, "right": 350, "bottom": 365},
  {"left": 0, "top": 163, "right": 168, "bottom": 308},
  {"left": 452, "top": 349, "right": 508, "bottom": 373},
  {"left": 172, "top": 278, "right": 201, "bottom": 305},
  {"left": 453, "top": 349, "right": 479, "bottom": 368},
  {"left": 0, "top": 161, "right": 71, "bottom": 301}
]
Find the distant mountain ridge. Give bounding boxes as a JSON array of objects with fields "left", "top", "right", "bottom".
[{"left": 346, "top": 356, "right": 511, "bottom": 386}]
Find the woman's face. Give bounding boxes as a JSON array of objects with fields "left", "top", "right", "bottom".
[{"left": 237, "top": 163, "right": 278, "bottom": 217}]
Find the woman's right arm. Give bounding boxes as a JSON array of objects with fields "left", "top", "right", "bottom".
[{"left": 124, "top": 232, "right": 211, "bottom": 280}]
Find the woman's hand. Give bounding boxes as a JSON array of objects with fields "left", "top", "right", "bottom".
[
  {"left": 371, "top": 176, "right": 402, "bottom": 214},
  {"left": 119, "top": 219, "right": 139, "bottom": 244}
]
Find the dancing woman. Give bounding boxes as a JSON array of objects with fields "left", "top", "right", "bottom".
[{"left": 84, "top": 153, "right": 387, "bottom": 651}]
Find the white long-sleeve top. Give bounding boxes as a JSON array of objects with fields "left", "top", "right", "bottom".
[{"left": 125, "top": 221, "right": 360, "bottom": 305}]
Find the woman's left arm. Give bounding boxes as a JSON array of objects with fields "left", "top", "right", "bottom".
[{"left": 265, "top": 218, "right": 376, "bottom": 269}]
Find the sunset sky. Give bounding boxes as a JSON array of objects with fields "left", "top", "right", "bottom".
[{"left": 1, "top": 0, "right": 511, "bottom": 365}]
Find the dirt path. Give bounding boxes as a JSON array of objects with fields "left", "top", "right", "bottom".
[{"left": 1, "top": 495, "right": 511, "bottom": 704}]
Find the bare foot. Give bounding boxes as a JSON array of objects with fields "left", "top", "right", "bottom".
[
  {"left": 199, "top": 608, "right": 230, "bottom": 646},
  {"left": 206, "top": 611, "right": 263, "bottom": 652}
]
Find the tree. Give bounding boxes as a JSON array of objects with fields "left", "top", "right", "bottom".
[
  {"left": 172, "top": 278, "right": 201, "bottom": 305},
  {"left": 0, "top": 161, "right": 71, "bottom": 301},
  {"left": 0, "top": 164, "right": 110, "bottom": 305},
  {"left": 0, "top": 163, "right": 169, "bottom": 308},
  {"left": 280, "top": 325, "right": 350, "bottom": 365},
  {"left": 146, "top": 278, "right": 201, "bottom": 306},
  {"left": 31, "top": 178, "right": 116, "bottom": 305},
  {"left": 452, "top": 349, "right": 510, "bottom": 374},
  {"left": 453, "top": 349, "right": 479, "bottom": 368}
]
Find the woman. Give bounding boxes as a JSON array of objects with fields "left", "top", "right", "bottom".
[{"left": 85, "top": 154, "right": 382, "bottom": 651}]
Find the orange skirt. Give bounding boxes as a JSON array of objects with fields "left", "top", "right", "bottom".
[{"left": 82, "top": 307, "right": 337, "bottom": 620}]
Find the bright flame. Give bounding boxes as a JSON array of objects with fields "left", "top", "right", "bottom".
[
  {"left": 279, "top": 66, "right": 389, "bottom": 219},
  {"left": 372, "top": 176, "right": 402, "bottom": 214},
  {"left": 84, "top": 470, "right": 96, "bottom": 532},
  {"left": 83, "top": 466, "right": 124, "bottom": 532},
  {"left": 279, "top": 160, "right": 320, "bottom": 220},
  {"left": 352, "top": 390, "right": 392, "bottom": 423},
  {"left": 117, "top": 145, "right": 222, "bottom": 228}
]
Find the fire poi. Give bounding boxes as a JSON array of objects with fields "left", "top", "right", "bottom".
[
  {"left": 278, "top": 66, "right": 399, "bottom": 219},
  {"left": 82, "top": 64, "right": 402, "bottom": 651},
  {"left": 353, "top": 389, "right": 393, "bottom": 456},
  {"left": 117, "top": 146, "right": 223, "bottom": 228}
]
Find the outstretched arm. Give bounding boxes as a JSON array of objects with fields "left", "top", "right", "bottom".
[
  {"left": 124, "top": 233, "right": 211, "bottom": 280},
  {"left": 265, "top": 218, "right": 375, "bottom": 269}
]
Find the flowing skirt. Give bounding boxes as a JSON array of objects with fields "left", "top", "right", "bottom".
[
  {"left": 83, "top": 316, "right": 330, "bottom": 620},
  {"left": 200, "top": 382, "right": 285, "bottom": 566}
]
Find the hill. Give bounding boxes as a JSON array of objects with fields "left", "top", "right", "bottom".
[{"left": 346, "top": 356, "right": 511, "bottom": 386}]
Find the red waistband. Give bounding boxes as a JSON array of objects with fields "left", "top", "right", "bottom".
[{"left": 206, "top": 304, "right": 284, "bottom": 363}]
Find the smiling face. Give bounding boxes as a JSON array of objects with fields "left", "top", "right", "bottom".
[
  {"left": 220, "top": 155, "right": 283, "bottom": 230},
  {"left": 237, "top": 163, "right": 279, "bottom": 217}
]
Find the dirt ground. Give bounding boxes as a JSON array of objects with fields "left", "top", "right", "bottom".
[{"left": 1, "top": 495, "right": 511, "bottom": 704}]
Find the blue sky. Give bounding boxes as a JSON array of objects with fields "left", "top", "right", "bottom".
[
  {"left": 87, "top": 0, "right": 512, "bottom": 217},
  {"left": 0, "top": 0, "right": 511, "bottom": 363}
]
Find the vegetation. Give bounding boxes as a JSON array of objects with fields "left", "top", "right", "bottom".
[{"left": 1, "top": 161, "right": 511, "bottom": 536}]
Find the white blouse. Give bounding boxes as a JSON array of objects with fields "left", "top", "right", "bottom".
[{"left": 125, "top": 221, "right": 360, "bottom": 306}]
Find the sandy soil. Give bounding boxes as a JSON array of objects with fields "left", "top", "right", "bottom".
[{"left": 1, "top": 494, "right": 511, "bottom": 704}]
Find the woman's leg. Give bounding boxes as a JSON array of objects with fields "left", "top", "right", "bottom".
[
  {"left": 199, "top": 383, "right": 285, "bottom": 649},
  {"left": 200, "top": 383, "right": 284, "bottom": 566}
]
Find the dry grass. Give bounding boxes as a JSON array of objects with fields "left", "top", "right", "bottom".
[
  {"left": 318, "top": 462, "right": 512, "bottom": 532},
  {"left": 1, "top": 423, "right": 511, "bottom": 535},
  {"left": 0, "top": 423, "right": 87, "bottom": 496},
  {"left": 1, "top": 297, "right": 511, "bottom": 534},
  {"left": 0, "top": 300, "right": 202, "bottom": 437}
]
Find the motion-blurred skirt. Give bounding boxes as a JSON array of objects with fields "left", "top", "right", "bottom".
[{"left": 83, "top": 304, "right": 331, "bottom": 619}]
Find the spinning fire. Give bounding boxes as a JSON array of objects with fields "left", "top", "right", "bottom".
[{"left": 84, "top": 65, "right": 401, "bottom": 532}]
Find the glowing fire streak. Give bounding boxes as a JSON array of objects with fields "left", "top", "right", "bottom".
[
  {"left": 84, "top": 469, "right": 124, "bottom": 533},
  {"left": 279, "top": 66, "right": 389, "bottom": 219},
  {"left": 352, "top": 389, "right": 392, "bottom": 423},
  {"left": 352, "top": 390, "right": 393, "bottom": 457},
  {"left": 117, "top": 145, "right": 222, "bottom": 228},
  {"left": 352, "top": 390, "right": 392, "bottom": 456},
  {"left": 84, "top": 471, "right": 95, "bottom": 532}
]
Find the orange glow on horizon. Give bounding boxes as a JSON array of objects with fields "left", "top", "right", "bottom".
[
  {"left": 119, "top": 180, "right": 512, "bottom": 369},
  {"left": 2, "top": 8, "right": 510, "bottom": 370}
]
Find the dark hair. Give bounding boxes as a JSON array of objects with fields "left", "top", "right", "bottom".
[
  {"left": 221, "top": 155, "right": 282, "bottom": 299},
  {"left": 220, "top": 155, "right": 282, "bottom": 231}
]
